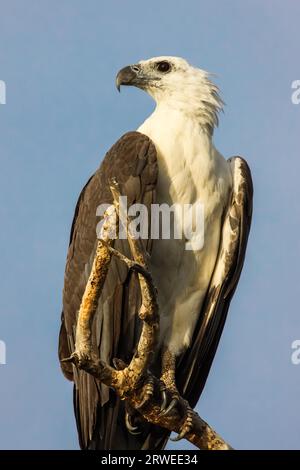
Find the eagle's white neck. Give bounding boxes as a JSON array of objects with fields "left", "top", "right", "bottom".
[
  {"left": 138, "top": 103, "right": 214, "bottom": 161},
  {"left": 138, "top": 103, "right": 218, "bottom": 208},
  {"left": 146, "top": 70, "right": 223, "bottom": 135}
]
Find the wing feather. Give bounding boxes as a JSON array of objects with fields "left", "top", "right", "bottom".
[{"left": 178, "top": 156, "right": 253, "bottom": 407}]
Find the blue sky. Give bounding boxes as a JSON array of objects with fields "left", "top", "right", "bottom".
[{"left": 0, "top": 0, "right": 299, "bottom": 449}]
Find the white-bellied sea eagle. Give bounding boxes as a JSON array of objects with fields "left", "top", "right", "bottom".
[{"left": 59, "top": 56, "right": 253, "bottom": 450}]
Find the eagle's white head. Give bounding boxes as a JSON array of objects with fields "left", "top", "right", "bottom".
[{"left": 116, "top": 56, "right": 223, "bottom": 134}]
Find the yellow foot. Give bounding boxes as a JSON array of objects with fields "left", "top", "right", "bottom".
[{"left": 171, "top": 403, "right": 194, "bottom": 441}]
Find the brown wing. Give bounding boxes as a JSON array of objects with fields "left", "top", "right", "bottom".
[
  {"left": 59, "top": 131, "right": 168, "bottom": 450},
  {"left": 177, "top": 157, "right": 253, "bottom": 407}
]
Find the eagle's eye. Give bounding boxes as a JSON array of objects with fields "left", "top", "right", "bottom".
[{"left": 156, "top": 61, "right": 171, "bottom": 73}]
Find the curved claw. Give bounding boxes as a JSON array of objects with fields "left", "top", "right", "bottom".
[
  {"left": 170, "top": 409, "right": 194, "bottom": 441},
  {"left": 171, "top": 433, "right": 184, "bottom": 442},
  {"left": 112, "top": 357, "right": 127, "bottom": 370},
  {"left": 136, "top": 376, "right": 155, "bottom": 410},
  {"left": 160, "top": 390, "right": 168, "bottom": 412},
  {"left": 158, "top": 381, "right": 168, "bottom": 412},
  {"left": 125, "top": 412, "right": 142, "bottom": 435},
  {"left": 136, "top": 390, "right": 153, "bottom": 410},
  {"left": 159, "top": 397, "right": 179, "bottom": 417}
]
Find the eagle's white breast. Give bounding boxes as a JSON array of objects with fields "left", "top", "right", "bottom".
[{"left": 138, "top": 105, "right": 232, "bottom": 354}]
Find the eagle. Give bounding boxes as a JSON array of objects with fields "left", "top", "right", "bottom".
[{"left": 59, "top": 56, "right": 253, "bottom": 450}]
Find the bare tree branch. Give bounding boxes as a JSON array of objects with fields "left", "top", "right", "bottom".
[{"left": 62, "top": 179, "right": 232, "bottom": 451}]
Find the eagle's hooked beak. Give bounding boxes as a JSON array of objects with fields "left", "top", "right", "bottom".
[{"left": 115, "top": 64, "right": 144, "bottom": 92}]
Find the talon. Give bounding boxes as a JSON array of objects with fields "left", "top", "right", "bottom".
[
  {"left": 159, "top": 397, "right": 179, "bottom": 416},
  {"left": 125, "top": 411, "right": 142, "bottom": 435},
  {"left": 160, "top": 390, "right": 168, "bottom": 411},
  {"left": 112, "top": 357, "right": 127, "bottom": 370},
  {"left": 171, "top": 432, "right": 184, "bottom": 442},
  {"left": 136, "top": 376, "right": 155, "bottom": 410},
  {"left": 170, "top": 406, "right": 194, "bottom": 441},
  {"left": 158, "top": 380, "right": 169, "bottom": 412}
]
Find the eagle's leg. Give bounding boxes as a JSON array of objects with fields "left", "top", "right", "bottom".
[
  {"left": 160, "top": 348, "right": 195, "bottom": 441},
  {"left": 159, "top": 348, "right": 180, "bottom": 415}
]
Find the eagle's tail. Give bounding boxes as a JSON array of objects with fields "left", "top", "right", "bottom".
[{"left": 73, "top": 387, "right": 170, "bottom": 450}]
